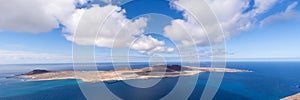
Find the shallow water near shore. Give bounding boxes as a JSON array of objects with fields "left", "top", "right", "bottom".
[{"left": 0, "top": 62, "right": 300, "bottom": 100}]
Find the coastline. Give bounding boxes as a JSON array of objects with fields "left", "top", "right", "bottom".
[
  {"left": 12, "top": 65, "right": 250, "bottom": 83},
  {"left": 281, "top": 93, "right": 300, "bottom": 100}
]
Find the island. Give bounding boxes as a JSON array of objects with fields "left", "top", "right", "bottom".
[
  {"left": 12, "top": 64, "right": 250, "bottom": 83},
  {"left": 281, "top": 93, "right": 300, "bottom": 100}
]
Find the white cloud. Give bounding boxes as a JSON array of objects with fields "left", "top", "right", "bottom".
[
  {"left": 0, "top": 1, "right": 171, "bottom": 54},
  {"left": 164, "top": 18, "right": 209, "bottom": 46},
  {"left": 164, "top": 0, "right": 279, "bottom": 47},
  {"left": 252, "top": 0, "right": 278, "bottom": 14},
  {"left": 286, "top": 2, "right": 298, "bottom": 12},
  {"left": 1, "top": 0, "right": 284, "bottom": 56},
  {"left": 0, "top": 0, "right": 88, "bottom": 33},
  {"left": 64, "top": 4, "right": 173, "bottom": 54},
  {"left": 130, "top": 35, "right": 175, "bottom": 55},
  {"left": 101, "top": 0, "right": 112, "bottom": 4},
  {"left": 64, "top": 4, "right": 147, "bottom": 47},
  {"left": 260, "top": 2, "right": 299, "bottom": 26}
]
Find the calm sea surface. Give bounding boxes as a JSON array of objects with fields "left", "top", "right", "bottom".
[{"left": 0, "top": 62, "right": 300, "bottom": 100}]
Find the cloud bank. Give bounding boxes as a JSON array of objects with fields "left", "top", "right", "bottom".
[
  {"left": 0, "top": 0, "right": 174, "bottom": 54},
  {"left": 63, "top": 4, "right": 174, "bottom": 54},
  {"left": 164, "top": 0, "right": 280, "bottom": 46},
  {"left": 1, "top": 0, "right": 298, "bottom": 56}
]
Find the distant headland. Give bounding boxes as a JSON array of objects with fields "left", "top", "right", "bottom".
[{"left": 12, "top": 64, "right": 250, "bottom": 83}]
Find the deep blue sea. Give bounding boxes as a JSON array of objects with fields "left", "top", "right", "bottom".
[{"left": 0, "top": 62, "right": 300, "bottom": 100}]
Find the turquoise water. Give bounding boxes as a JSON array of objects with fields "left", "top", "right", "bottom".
[{"left": 0, "top": 62, "right": 300, "bottom": 100}]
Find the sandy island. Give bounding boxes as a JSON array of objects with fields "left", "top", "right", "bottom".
[
  {"left": 12, "top": 64, "right": 250, "bottom": 83},
  {"left": 281, "top": 93, "right": 300, "bottom": 100}
]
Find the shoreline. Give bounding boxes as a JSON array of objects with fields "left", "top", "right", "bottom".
[{"left": 281, "top": 92, "right": 300, "bottom": 100}]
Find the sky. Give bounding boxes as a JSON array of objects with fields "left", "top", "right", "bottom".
[{"left": 0, "top": 0, "right": 300, "bottom": 64}]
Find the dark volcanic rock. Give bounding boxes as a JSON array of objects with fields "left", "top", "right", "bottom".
[
  {"left": 135, "top": 64, "right": 184, "bottom": 75},
  {"left": 151, "top": 64, "right": 183, "bottom": 72},
  {"left": 167, "top": 65, "right": 182, "bottom": 72},
  {"left": 24, "top": 69, "right": 50, "bottom": 75}
]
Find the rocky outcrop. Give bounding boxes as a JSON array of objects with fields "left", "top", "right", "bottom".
[{"left": 24, "top": 69, "right": 50, "bottom": 75}]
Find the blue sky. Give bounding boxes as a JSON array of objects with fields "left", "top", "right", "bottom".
[
  {"left": 0, "top": 0, "right": 300, "bottom": 64},
  {"left": 228, "top": 19, "right": 300, "bottom": 59}
]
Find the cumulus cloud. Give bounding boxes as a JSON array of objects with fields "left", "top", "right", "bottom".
[
  {"left": 130, "top": 35, "right": 174, "bottom": 55},
  {"left": 260, "top": 2, "right": 299, "bottom": 26},
  {"left": 63, "top": 4, "right": 173, "bottom": 54},
  {"left": 0, "top": 0, "right": 88, "bottom": 33},
  {"left": 164, "top": 0, "right": 279, "bottom": 47}
]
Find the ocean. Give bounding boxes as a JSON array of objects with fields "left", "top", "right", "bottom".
[{"left": 0, "top": 62, "right": 300, "bottom": 100}]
